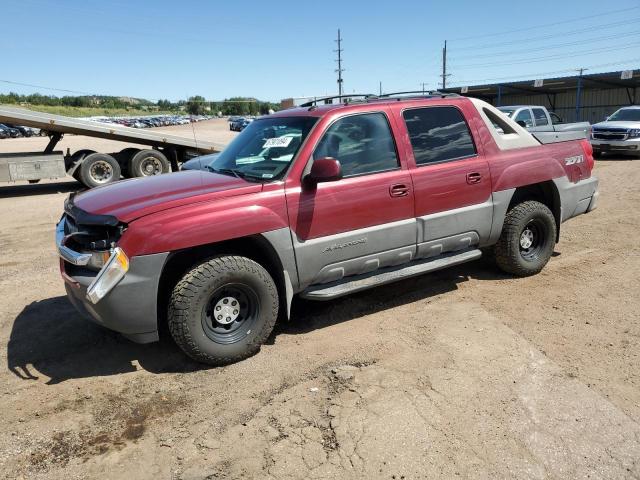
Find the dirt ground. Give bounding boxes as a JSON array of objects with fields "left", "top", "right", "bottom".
[{"left": 0, "top": 126, "right": 639, "bottom": 479}]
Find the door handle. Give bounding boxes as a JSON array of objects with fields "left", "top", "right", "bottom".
[
  {"left": 466, "top": 172, "right": 482, "bottom": 185},
  {"left": 389, "top": 183, "right": 409, "bottom": 197}
]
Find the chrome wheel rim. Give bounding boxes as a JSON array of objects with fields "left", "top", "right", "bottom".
[
  {"left": 89, "top": 160, "right": 114, "bottom": 184},
  {"left": 140, "top": 157, "right": 162, "bottom": 176}
]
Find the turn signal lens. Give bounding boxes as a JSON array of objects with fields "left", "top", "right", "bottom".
[{"left": 86, "top": 247, "right": 129, "bottom": 304}]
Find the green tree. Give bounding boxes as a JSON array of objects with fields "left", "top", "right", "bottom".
[{"left": 187, "top": 95, "right": 206, "bottom": 115}]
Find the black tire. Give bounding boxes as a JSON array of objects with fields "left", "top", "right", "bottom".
[
  {"left": 593, "top": 150, "right": 603, "bottom": 159},
  {"left": 494, "top": 200, "right": 557, "bottom": 277},
  {"left": 128, "top": 149, "right": 171, "bottom": 177},
  {"left": 78, "top": 153, "right": 121, "bottom": 188},
  {"left": 168, "top": 256, "right": 279, "bottom": 365},
  {"left": 114, "top": 148, "right": 141, "bottom": 178}
]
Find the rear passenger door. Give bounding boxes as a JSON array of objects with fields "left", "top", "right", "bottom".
[{"left": 400, "top": 105, "right": 492, "bottom": 258}]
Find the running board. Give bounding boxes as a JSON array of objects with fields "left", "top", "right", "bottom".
[{"left": 300, "top": 248, "right": 482, "bottom": 301}]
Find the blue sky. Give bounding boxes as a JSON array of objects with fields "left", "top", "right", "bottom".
[{"left": 3, "top": 0, "right": 640, "bottom": 102}]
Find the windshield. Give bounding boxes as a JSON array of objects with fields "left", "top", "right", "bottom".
[
  {"left": 210, "top": 116, "right": 317, "bottom": 181},
  {"left": 497, "top": 107, "right": 516, "bottom": 117},
  {"left": 608, "top": 108, "right": 640, "bottom": 122}
]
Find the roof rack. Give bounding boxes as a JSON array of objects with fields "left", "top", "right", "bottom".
[
  {"left": 376, "top": 90, "right": 460, "bottom": 99},
  {"left": 299, "top": 94, "right": 375, "bottom": 108}
]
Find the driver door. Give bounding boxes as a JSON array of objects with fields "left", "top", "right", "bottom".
[{"left": 285, "top": 110, "right": 416, "bottom": 289}]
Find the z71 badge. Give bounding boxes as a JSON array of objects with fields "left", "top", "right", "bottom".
[{"left": 565, "top": 154, "right": 584, "bottom": 165}]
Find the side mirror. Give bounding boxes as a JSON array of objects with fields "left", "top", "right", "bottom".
[
  {"left": 516, "top": 120, "right": 527, "bottom": 128},
  {"left": 305, "top": 157, "right": 342, "bottom": 185}
]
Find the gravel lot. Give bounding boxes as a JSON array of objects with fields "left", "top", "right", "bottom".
[{"left": 0, "top": 126, "right": 639, "bottom": 479}]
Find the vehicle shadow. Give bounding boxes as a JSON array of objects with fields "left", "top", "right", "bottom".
[
  {"left": 7, "top": 296, "right": 202, "bottom": 385},
  {"left": 7, "top": 258, "right": 510, "bottom": 384},
  {"left": 0, "top": 180, "right": 82, "bottom": 198},
  {"left": 279, "top": 257, "right": 510, "bottom": 336}
]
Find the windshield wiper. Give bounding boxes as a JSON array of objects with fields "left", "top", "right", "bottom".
[{"left": 207, "top": 166, "right": 265, "bottom": 182}]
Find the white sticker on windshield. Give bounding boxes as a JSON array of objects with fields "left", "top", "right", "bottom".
[{"left": 263, "top": 136, "right": 293, "bottom": 148}]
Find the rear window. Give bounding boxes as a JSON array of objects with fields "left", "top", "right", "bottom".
[
  {"left": 402, "top": 106, "right": 477, "bottom": 165},
  {"left": 532, "top": 108, "right": 549, "bottom": 126}
]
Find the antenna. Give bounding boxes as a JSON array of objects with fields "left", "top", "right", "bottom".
[{"left": 335, "top": 29, "right": 344, "bottom": 97}]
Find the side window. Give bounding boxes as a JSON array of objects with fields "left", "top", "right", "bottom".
[
  {"left": 514, "top": 109, "right": 534, "bottom": 128},
  {"left": 549, "top": 112, "right": 563, "bottom": 125},
  {"left": 313, "top": 113, "right": 399, "bottom": 177},
  {"left": 532, "top": 108, "right": 549, "bottom": 126},
  {"left": 402, "top": 106, "right": 476, "bottom": 165}
]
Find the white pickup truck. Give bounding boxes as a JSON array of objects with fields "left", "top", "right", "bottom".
[
  {"left": 590, "top": 106, "right": 640, "bottom": 158},
  {"left": 498, "top": 105, "right": 590, "bottom": 143}
]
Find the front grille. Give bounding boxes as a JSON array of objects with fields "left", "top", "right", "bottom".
[
  {"left": 63, "top": 214, "right": 123, "bottom": 250},
  {"left": 592, "top": 128, "right": 629, "bottom": 141}
]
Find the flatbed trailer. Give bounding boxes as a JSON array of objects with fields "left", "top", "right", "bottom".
[{"left": 0, "top": 107, "right": 225, "bottom": 188}]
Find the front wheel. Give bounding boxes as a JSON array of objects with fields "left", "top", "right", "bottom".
[
  {"left": 494, "top": 200, "right": 557, "bottom": 276},
  {"left": 168, "top": 256, "right": 279, "bottom": 365}
]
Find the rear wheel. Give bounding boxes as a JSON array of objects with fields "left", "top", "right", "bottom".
[
  {"left": 168, "top": 256, "right": 279, "bottom": 365},
  {"left": 129, "top": 149, "right": 171, "bottom": 177},
  {"left": 79, "top": 153, "right": 121, "bottom": 188},
  {"left": 494, "top": 200, "right": 557, "bottom": 276},
  {"left": 114, "top": 148, "right": 141, "bottom": 177}
]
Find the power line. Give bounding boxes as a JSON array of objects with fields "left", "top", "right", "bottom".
[
  {"left": 448, "top": 17, "right": 640, "bottom": 52},
  {"left": 451, "top": 42, "right": 640, "bottom": 69},
  {"left": 449, "top": 6, "right": 638, "bottom": 42},
  {"left": 451, "top": 30, "right": 640, "bottom": 61},
  {"left": 447, "top": 58, "right": 640, "bottom": 86},
  {"left": 0, "top": 79, "right": 97, "bottom": 96}
]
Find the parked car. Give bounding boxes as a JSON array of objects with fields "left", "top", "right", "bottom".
[
  {"left": 5, "top": 124, "right": 34, "bottom": 137},
  {"left": 0, "top": 123, "right": 20, "bottom": 138},
  {"left": 229, "top": 118, "right": 246, "bottom": 131},
  {"left": 590, "top": 106, "right": 640, "bottom": 158},
  {"left": 497, "top": 106, "right": 590, "bottom": 142},
  {"left": 180, "top": 153, "right": 220, "bottom": 171},
  {"left": 55, "top": 94, "right": 598, "bottom": 365}
]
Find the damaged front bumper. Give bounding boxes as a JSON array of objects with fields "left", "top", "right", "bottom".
[{"left": 56, "top": 217, "right": 168, "bottom": 344}]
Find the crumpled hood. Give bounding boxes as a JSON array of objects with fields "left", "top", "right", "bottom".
[
  {"left": 73, "top": 170, "right": 262, "bottom": 223},
  {"left": 592, "top": 121, "right": 640, "bottom": 130}
]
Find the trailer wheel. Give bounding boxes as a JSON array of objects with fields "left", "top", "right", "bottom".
[
  {"left": 115, "top": 148, "right": 141, "bottom": 178},
  {"left": 79, "top": 153, "right": 121, "bottom": 188},
  {"left": 129, "top": 149, "right": 171, "bottom": 177},
  {"left": 68, "top": 149, "right": 97, "bottom": 181}
]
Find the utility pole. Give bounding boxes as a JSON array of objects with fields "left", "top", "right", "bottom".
[
  {"left": 420, "top": 82, "right": 428, "bottom": 94},
  {"left": 575, "top": 67, "right": 587, "bottom": 122},
  {"left": 335, "top": 29, "right": 344, "bottom": 97},
  {"left": 379, "top": 81, "right": 382, "bottom": 96},
  {"left": 441, "top": 40, "right": 451, "bottom": 90}
]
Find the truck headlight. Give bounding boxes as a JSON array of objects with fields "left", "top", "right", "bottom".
[
  {"left": 629, "top": 129, "right": 640, "bottom": 138},
  {"left": 86, "top": 247, "right": 129, "bottom": 304}
]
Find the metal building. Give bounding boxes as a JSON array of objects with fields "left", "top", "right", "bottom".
[{"left": 442, "top": 69, "right": 640, "bottom": 124}]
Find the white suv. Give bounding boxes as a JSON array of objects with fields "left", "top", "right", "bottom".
[{"left": 591, "top": 106, "right": 640, "bottom": 157}]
